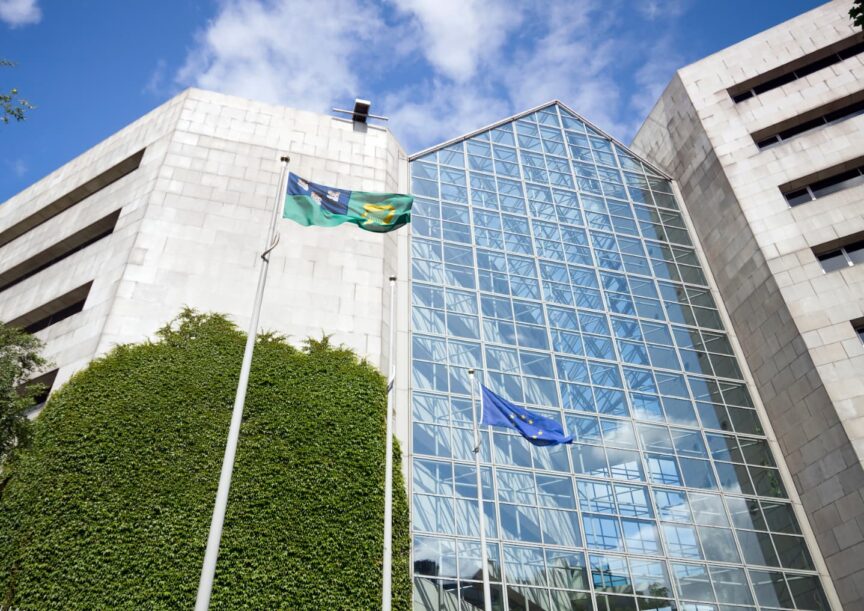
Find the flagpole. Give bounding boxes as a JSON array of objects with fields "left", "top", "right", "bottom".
[
  {"left": 194, "top": 155, "right": 291, "bottom": 611},
  {"left": 382, "top": 275, "right": 397, "bottom": 611},
  {"left": 468, "top": 369, "right": 492, "bottom": 611}
]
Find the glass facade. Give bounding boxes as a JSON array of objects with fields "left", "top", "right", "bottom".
[{"left": 408, "top": 103, "right": 829, "bottom": 610}]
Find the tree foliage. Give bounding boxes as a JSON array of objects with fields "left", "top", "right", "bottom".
[
  {"left": 0, "top": 309, "right": 410, "bottom": 609},
  {"left": 1, "top": 59, "right": 33, "bottom": 124},
  {"left": 0, "top": 324, "right": 45, "bottom": 468},
  {"left": 852, "top": 0, "right": 864, "bottom": 29}
]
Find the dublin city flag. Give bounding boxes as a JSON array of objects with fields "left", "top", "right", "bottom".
[{"left": 284, "top": 173, "right": 412, "bottom": 233}]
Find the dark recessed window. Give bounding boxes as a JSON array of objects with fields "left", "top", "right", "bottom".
[
  {"left": 848, "top": 241, "right": 864, "bottom": 266},
  {"left": 755, "top": 97, "right": 864, "bottom": 150},
  {"left": 23, "top": 299, "right": 87, "bottom": 334},
  {"left": 729, "top": 36, "right": 864, "bottom": 103},
  {"left": 782, "top": 165, "right": 864, "bottom": 207},
  {"left": 0, "top": 210, "right": 120, "bottom": 294},
  {"left": 19, "top": 369, "right": 58, "bottom": 416},
  {"left": 784, "top": 189, "right": 812, "bottom": 207},
  {"left": 810, "top": 169, "right": 864, "bottom": 199},
  {"left": 814, "top": 237, "right": 864, "bottom": 273},
  {"left": 817, "top": 250, "right": 850, "bottom": 273},
  {"left": 855, "top": 323, "right": 864, "bottom": 344},
  {"left": 4, "top": 282, "right": 93, "bottom": 334},
  {"left": 0, "top": 149, "right": 143, "bottom": 249}
]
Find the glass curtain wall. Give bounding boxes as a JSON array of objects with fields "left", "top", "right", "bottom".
[{"left": 408, "top": 103, "right": 829, "bottom": 611}]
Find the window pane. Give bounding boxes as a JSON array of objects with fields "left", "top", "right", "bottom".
[
  {"left": 414, "top": 494, "right": 454, "bottom": 533},
  {"left": 541, "top": 508, "right": 582, "bottom": 547},
  {"left": 736, "top": 529, "right": 779, "bottom": 566},
  {"left": 546, "top": 549, "right": 589, "bottom": 590},
  {"left": 749, "top": 569, "right": 793, "bottom": 608},
  {"left": 414, "top": 459, "right": 453, "bottom": 495},
  {"left": 787, "top": 573, "right": 830, "bottom": 610},
  {"left": 499, "top": 503, "right": 542, "bottom": 542},
  {"left": 572, "top": 443, "right": 609, "bottom": 477},
  {"left": 653, "top": 489, "right": 691, "bottom": 523},
  {"left": 761, "top": 501, "right": 800, "bottom": 534},
  {"left": 414, "top": 535, "right": 457, "bottom": 577},
  {"left": 579, "top": 479, "right": 616, "bottom": 513},
  {"left": 647, "top": 454, "right": 681, "bottom": 485},
  {"left": 621, "top": 518, "right": 660, "bottom": 554},
  {"left": 671, "top": 563, "right": 714, "bottom": 602},
  {"left": 774, "top": 533, "right": 814, "bottom": 570},
  {"left": 615, "top": 484, "right": 653, "bottom": 518},
  {"left": 663, "top": 524, "right": 702, "bottom": 559},
  {"left": 697, "top": 526, "right": 740, "bottom": 563},
  {"left": 629, "top": 558, "right": 673, "bottom": 598},
  {"left": 536, "top": 474, "right": 575, "bottom": 508},
  {"left": 504, "top": 544, "right": 546, "bottom": 586},
  {"left": 591, "top": 553, "right": 632, "bottom": 593},
  {"left": 584, "top": 514, "right": 623, "bottom": 551},
  {"left": 709, "top": 565, "right": 753, "bottom": 605},
  {"left": 608, "top": 449, "right": 645, "bottom": 481},
  {"left": 689, "top": 493, "right": 728, "bottom": 526}
]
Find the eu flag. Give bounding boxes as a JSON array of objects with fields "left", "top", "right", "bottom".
[{"left": 480, "top": 385, "right": 573, "bottom": 446}]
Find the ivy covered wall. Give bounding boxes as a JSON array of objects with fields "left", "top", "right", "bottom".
[{"left": 0, "top": 310, "right": 411, "bottom": 609}]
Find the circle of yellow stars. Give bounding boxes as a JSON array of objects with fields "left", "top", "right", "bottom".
[{"left": 509, "top": 412, "right": 544, "bottom": 439}]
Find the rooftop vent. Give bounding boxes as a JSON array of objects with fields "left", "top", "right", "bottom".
[
  {"left": 352, "top": 98, "right": 371, "bottom": 123},
  {"left": 332, "top": 98, "right": 388, "bottom": 124}
]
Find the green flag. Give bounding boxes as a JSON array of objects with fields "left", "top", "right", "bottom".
[{"left": 284, "top": 173, "right": 412, "bottom": 233}]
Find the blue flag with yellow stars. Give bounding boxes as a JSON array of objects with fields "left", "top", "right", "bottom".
[{"left": 480, "top": 385, "right": 573, "bottom": 446}]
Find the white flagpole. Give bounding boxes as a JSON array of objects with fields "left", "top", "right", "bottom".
[
  {"left": 195, "top": 155, "right": 291, "bottom": 611},
  {"left": 382, "top": 275, "right": 397, "bottom": 611},
  {"left": 468, "top": 369, "right": 492, "bottom": 611}
]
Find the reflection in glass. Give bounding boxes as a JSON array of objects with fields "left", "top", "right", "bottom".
[
  {"left": 749, "top": 569, "right": 794, "bottom": 608},
  {"left": 591, "top": 553, "right": 632, "bottom": 593},
  {"left": 503, "top": 544, "right": 546, "bottom": 586},
  {"left": 545, "top": 549, "right": 588, "bottom": 590},
  {"left": 499, "top": 504, "right": 542, "bottom": 543},
  {"left": 629, "top": 558, "right": 673, "bottom": 597},
  {"left": 414, "top": 535, "right": 458, "bottom": 578},
  {"left": 671, "top": 563, "right": 714, "bottom": 602},
  {"left": 408, "top": 104, "right": 827, "bottom": 609}
]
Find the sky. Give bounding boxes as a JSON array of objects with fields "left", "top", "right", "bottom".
[{"left": 0, "top": 0, "right": 829, "bottom": 201}]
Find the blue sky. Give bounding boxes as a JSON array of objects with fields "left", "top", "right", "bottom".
[{"left": 0, "top": 0, "right": 827, "bottom": 201}]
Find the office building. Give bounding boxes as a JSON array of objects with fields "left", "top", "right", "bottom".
[
  {"left": 0, "top": 3, "right": 860, "bottom": 609},
  {"left": 632, "top": 1, "right": 864, "bottom": 605}
]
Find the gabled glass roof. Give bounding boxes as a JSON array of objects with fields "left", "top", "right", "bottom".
[{"left": 409, "top": 101, "right": 670, "bottom": 180}]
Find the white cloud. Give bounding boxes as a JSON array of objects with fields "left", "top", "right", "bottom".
[
  {"left": 630, "top": 36, "right": 683, "bottom": 120},
  {"left": 173, "top": 0, "right": 690, "bottom": 151},
  {"left": 0, "top": 0, "right": 41, "bottom": 27},
  {"left": 384, "top": 79, "right": 512, "bottom": 153},
  {"left": 386, "top": 0, "right": 618, "bottom": 149},
  {"left": 637, "top": 0, "right": 690, "bottom": 21},
  {"left": 500, "top": 0, "right": 629, "bottom": 137},
  {"left": 144, "top": 59, "right": 167, "bottom": 96},
  {"left": 389, "top": 0, "right": 522, "bottom": 82},
  {"left": 175, "top": 0, "right": 384, "bottom": 113},
  {"left": 6, "top": 158, "right": 28, "bottom": 177}
]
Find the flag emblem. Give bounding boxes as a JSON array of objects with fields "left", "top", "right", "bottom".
[{"left": 480, "top": 385, "right": 573, "bottom": 446}]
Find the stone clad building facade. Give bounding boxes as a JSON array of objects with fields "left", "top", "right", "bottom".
[{"left": 0, "top": 88, "right": 409, "bottom": 395}]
